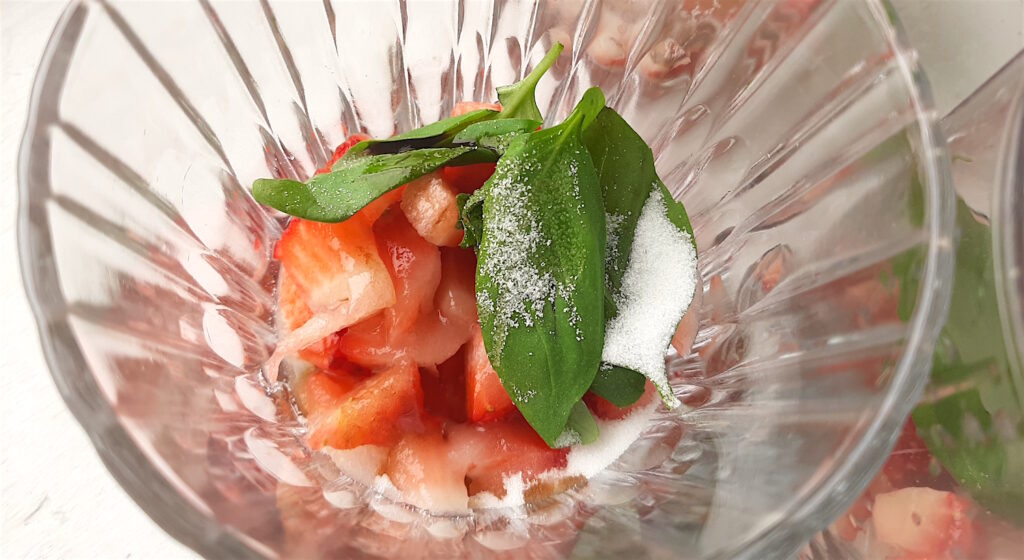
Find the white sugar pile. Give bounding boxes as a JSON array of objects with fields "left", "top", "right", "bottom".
[
  {"left": 562, "top": 396, "right": 658, "bottom": 478},
  {"left": 601, "top": 189, "right": 697, "bottom": 407}
]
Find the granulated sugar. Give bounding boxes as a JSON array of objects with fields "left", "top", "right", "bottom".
[
  {"left": 561, "top": 396, "right": 658, "bottom": 478},
  {"left": 467, "top": 398, "right": 658, "bottom": 509},
  {"left": 477, "top": 153, "right": 565, "bottom": 359},
  {"left": 601, "top": 189, "right": 697, "bottom": 407}
]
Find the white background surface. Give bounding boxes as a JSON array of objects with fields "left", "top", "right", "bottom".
[{"left": 1, "top": 1, "right": 1022, "bottom": 558}]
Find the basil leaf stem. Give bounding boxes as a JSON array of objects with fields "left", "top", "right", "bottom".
[{"left": 496, "top": 42, "right": 564, "bottom": 122}]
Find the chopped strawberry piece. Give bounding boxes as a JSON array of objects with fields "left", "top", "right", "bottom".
[
  {"left": 277, "top": 267, "right": 312, "bottom": 329},
  {"left": 274, "top": 217, "right": 394, "bottom": 314},
  {"left": 400, "top": 172, "right": 463, "bottom": 246},
  {"left": 449, "top": 415, "right": 568, "bottom": 498},
  {"left": 583, "top": 382, "right": 656, "bottom": 421},
  {"left": 440, "top": 163, "right": 496, "bottom": 194},
  {"left": 332, "top": 315, "right": 399, "bottom": 370},
  {"left": 276, "top": 269, "right": 337, "bottom": 370},
  {"left": 385, "top": 424, "right": 469, "bottom": 513},
  {"left": 422, "top": 347, "right": 468, "bottom": 423},
  {"left": 882, "top": 420, "right": 939, "bottom": 489},
  {"left": 323, "top": 353, "right": 372, "bottom": 381},
  {"left": 450, "top": 101, "right": 501, "bottom": 117},
  {"left": 265, "top": 216, "right": 396, "bottom": 382},
  {"left": 317, "top": 133, "right": 371, "bottom": 175},
  {"left": 873, "top": 487, "right": 975, "bottom": 557},
  {"left": 465, "top": 325, "right": 515, "bottom": 422},
  {"left": 401, "top": 248, "right": 478, "bottom": 364},
  {"left": 433, "top": 248, "right": 478, "bottom": 327},
  {"left": 297, "top": 370, "right": 360, "bottom": 414},
  {"left": 307, "top": 361, "right": 424, "bottom": 450},
  {"left": 373, "top": 209, "right": 442, "bottom": 335},
  {"left": 335, "top": 248, "right": 476, "bottom": 369},
  {"left": 358, "top": 187, "right": 405, "bottom": 225},
  {"left": 671, "top": 287, "right": 702, "bottom": 357},
  {"left": 832, "top": 465, "right": 901, "bottom": 542}
]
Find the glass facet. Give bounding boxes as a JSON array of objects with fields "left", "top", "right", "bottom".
[
  {"left": 19, "top": 1, "right": 954, "bottom": 558},
  {"left": 806, "top": 50, "right": 1024, "bottom": 560}
]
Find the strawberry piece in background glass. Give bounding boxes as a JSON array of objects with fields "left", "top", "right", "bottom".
[
  {"left": 806, "top": 50, "right": 1024, "bottom": 560},
  {"left": 19, "top": 1, "right": 959, "bottom": 558}
]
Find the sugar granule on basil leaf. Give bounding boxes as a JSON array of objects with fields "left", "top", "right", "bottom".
[
  {"left": 581, "top": 108, "right": 657, "bottom": 405},
  {"left": 475, "top": 88, "right": 606, "bottom": 447}
]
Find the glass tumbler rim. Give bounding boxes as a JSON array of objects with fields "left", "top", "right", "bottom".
[
  {"left": 17, "top": 1, "right": 956, "bottom": 558},
  {"left": 987, "top": 52, "right": 1024, "bottom": 392},
  {"left": 729, "top": 2, "right": 955, "bottom": 557}
]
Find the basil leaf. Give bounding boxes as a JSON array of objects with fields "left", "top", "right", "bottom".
[
  {"left": 456, "top": 190, "right": 485, "bottom": 248},
  {"left": 453, "top": 118, "right": 541, "bottom": 155},
  {"left": 910, "top": 197, "right": 1024, "bottom": 523},
  {"left": 590, "top": 366, "right": 646, "bottom": 407},
  {"left": 660, "top": 183, "right": 697, "bottom": 253},
  {"left": 253, "top": 146, "right": 488, "bottom": 223},
  {"left": 555, "top": 401, "right": 600, "bottom": 448},
  {"left": 583, "top": 108, "right": 656, "bottom": 318},
  {"left": 582, "top": 107, "right": 697, "bottom": 408},
  {"left": 496, "top": 42, "right": 563, "bottom": 122},
  {"left": 347, "top": 109, "right": 497, "bottom": 157},
  {"left": 476, "top": 95, "right": 606, "bottom": 447}
]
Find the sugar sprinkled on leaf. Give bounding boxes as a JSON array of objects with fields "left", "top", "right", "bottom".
[
  {"left": 602, "top": 189, "right": 697, "bottom": 407},
  {"left": 477, "top": 141, "right": 585, "bottom": 363}
]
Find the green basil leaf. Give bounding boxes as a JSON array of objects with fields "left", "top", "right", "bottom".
[
  {"left": 495, "top": 42, "right": 563, "bottom": 122},
  {"left": 660, "top": 183, "right": 697, "bottom": 253},
  {"left": 347, "top": 109, "right": 498, "bottom": 157},
  {"left": 476, "top": 95, "right": 606, "bottom": 447},
  {"left": 582, "top": 107, "right": 697, "bottom": 408},
  {"left": 555, "top": 400, "right": 600, "bottom": 448},
  {"left": 453, "top": 118, "right": 541, "bottom": 155},
  {"left": 589, "top": 366, "right": 646, "bottom": 407},
  {"left": 253, "top": 146, "right": 487, "bottom": 223},
  {"left": 583, "top": 108, "right": 656, "bottom": 316},
  {"left": 910, "top": 197, "right": 1024, "bottom": 523},
  {"left": 572, "top": 87, "right": 607, "bottom": 131},
  {"left": 456, "top": 189, "right": 485, "bottom": 248}
]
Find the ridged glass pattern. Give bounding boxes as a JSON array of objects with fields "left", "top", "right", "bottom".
[{"left": 19, "top": 1, "right": 954, "bottom": 558}]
